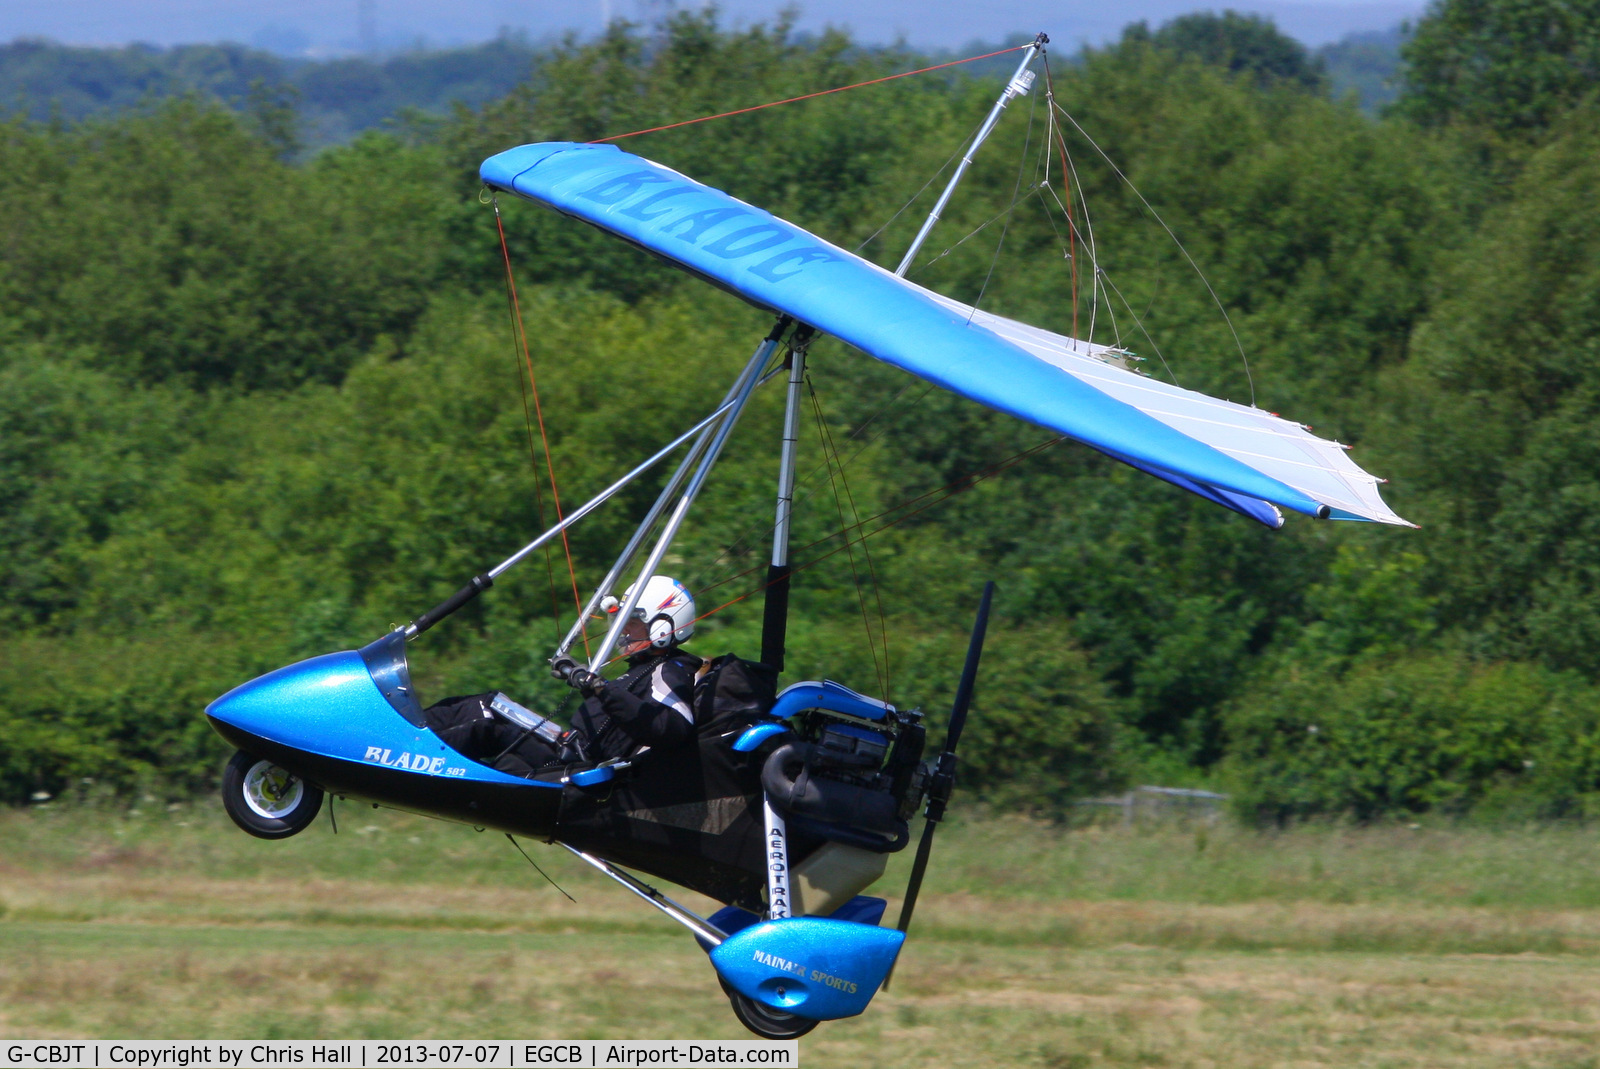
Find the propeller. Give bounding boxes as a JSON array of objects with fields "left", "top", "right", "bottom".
[{"left": 885, "top": 581, "right": 994, "bottom": 984}]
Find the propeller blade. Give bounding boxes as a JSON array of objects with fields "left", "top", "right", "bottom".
[
  {"left": 893, "top": 815, "right": 940, "bottom": 939},
  {"left": 886, "top": 582, "right": 995, "bottom": 987},
  {"left": 942, "top": 580, "right": 994, "bottom": 759}
]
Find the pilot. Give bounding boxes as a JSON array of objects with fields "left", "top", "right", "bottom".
[
  {"left": 551, "top": 574, "right": 703, "bottom": 763},
  {"left": 422, "top": 575, "right": 702, "bottom": 773}
]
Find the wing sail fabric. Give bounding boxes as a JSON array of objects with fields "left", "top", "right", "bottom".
[
  {"left": 917, "top": 290, "right": 1410, "bottom": 527},
  {"left": 481, "top": 142, "right": 1410, "bottom": 528}
]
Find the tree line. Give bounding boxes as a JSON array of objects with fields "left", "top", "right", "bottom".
[
  {"left": 3, "top": 3, "right": 1600, "bottom": 822},
  {"left": 1, "top": 18, "right": 1403, "bottom": 147},
  {"left": 0, "top": 33, "right": 543, "bottom": 147}
]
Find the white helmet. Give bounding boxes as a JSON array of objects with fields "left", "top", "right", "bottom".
[{"left": 602, "top": 575, "right": 696, "bottom": 650}]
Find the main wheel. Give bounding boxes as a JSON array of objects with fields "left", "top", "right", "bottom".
[
  {"left": 719, "top": 977, "right": 819, "bottom": 1040},
  {"left": 222, "top": 750, "right": 323, "bottom": 839}
]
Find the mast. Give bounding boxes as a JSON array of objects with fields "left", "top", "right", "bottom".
[
  {"left": 759, "top": 328, "right": 813, "bottom": 670},
  {"left": 895, "top": 33, "right": 1048, "bottom": 278},
  {"left": 757, "top": 33, "right": 1047, "bottom": 672}
]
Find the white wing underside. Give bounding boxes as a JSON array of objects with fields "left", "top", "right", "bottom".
[{"left": 919, "top": 288, "right": 1413, "bottom": 527}]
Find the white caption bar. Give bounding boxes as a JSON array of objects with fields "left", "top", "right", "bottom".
[{"left": 2, "top": 1043, "right": 797, "bottom": 1069}]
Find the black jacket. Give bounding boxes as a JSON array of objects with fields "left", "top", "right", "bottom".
[{"left": 569, "top": 648, "right": 703, "bottom": 761}]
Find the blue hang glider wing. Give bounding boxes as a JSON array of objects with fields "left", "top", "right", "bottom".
[{"left": 481, "top": 142, "right": 1410, "bottom": 529}]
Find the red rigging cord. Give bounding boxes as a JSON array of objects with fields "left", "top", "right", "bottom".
[
  {"left": 494, "top": 202, "right": 564, "bottom": 633},
  {"left": 494, "top": 200, "right": 591, "bottom": 658},
  {"left": 497, "top": 40, "right": 1040, "bottom": 656},
  {"left": 588, "top": 43, "right": 1032, "bottom": 144}
]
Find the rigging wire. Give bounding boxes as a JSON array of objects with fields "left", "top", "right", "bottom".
[
  {"left": 807, "top": 375, "right": 891, "bottom": 702},
  {"left": 1035, "top": 184, "right": 1182, "bottom": 386},
  {"left": 1071, "top": 161, "right": 1100, "bottom": 344},
  {"left": 701, "top": 434, "right": 1067, "bottom": 603},
  {"left": 685, "top": 436, "right": 1065, "bottom": 630},
  {"left": 809, "top": 377, "right": 894, "bottom": 704},
  {"left": 495, "top": 198, "right": 569, "bottom": 643},
  {"left": 1098, "top": 268, "right": 1183, "bottom": 387},
  {"left": 506, "top": 834, "right": 576, "bottom": 902},
  {"left": 1042, "top": 55, "right": 1257, "bottom": 407},
  {"left": 1049, "top": 87, "right": 1103, "bottom": 347},
  {"left": 909, "top": 184, "right": 1046, "bottom": 275},
  {"left": 856, "top": 115, "right": 990, "bottom": 256},
  {"left": 1025, "top": 130, "right": 1183, "bottom": 386},
  {"left": 967, "top": 79, "right": 1038, "bottom": 321},
  {"left": 589, "top": 44, "right": 1031, "bottom": 144},
  {"left": 1030, "top": 187, "right": 1120, "bottom": 351},
  {"left": 1042, "top": 62, "right": 1080, "bottom": 338},
  {"left": 494, "top": 198, "right": 591, "bottom": 657},
  {"left": 692, "top": 369, "right": 935, "bottom": 593},
  {"left": 1093, "top": 265, "right": 1120, "bottom": 351}
]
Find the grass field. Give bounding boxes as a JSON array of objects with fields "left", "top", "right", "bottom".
[{"left": 5, "top": 802, "right": 1600, "bottom": 1066}]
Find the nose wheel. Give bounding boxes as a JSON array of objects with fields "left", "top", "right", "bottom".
[
  {"left": 718, "top": 976, "right": 818, "bottom": 1039},
  {"left": 222, "top": 750, "right": 324, "bottom": 839}
]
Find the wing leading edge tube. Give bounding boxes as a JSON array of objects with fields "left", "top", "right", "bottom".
[{"left": 481, "top": 142, "right": 1410, "bottom": 529}]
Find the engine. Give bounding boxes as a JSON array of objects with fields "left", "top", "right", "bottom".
[{"left": 760, "top": 701, "right": 926, "bottom": 852}]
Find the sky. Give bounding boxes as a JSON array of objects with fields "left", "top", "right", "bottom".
[{"left": 4, "top": 0, "right": 1423, "bottom": 54}]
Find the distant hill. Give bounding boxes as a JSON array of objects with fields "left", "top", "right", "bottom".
[
  {"left": 0, "top": 21, "right": 1410, "bottom": 147},
  {"left": 0, "top": 34, "right": 541, "bottom": 146},
  {"left": 951, "top": 22, "right": 1406, "bottom": 114},
  {"left": 1317, "top": 25, "right": 1405, "bottom": 112}
]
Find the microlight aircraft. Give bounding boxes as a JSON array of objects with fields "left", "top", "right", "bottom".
[{"left": 205, "top": 35, "right": 1409, "bottom": 1039}]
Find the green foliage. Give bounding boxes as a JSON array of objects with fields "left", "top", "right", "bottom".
[
  {"left": 1122, "top": 11, "right": 1327, "bottom": 92},
  {"left": 0, "top": 40, "right": 283, "bottom": 123},
  {"left": 0, "top": 355, "right": 192, "bottom": 627},
  {"left": 1397, "top": 0, "right": 1600, "bottom": 137},
  {"left": 6, "top": 13, "right": 1600, "bottom": 824},
  {"left": 0, "top": 101, "right": 453, "bottom": 388},
  {"left": 1317, "top": 27, "right": 1406, "bottom": 113},
  {"left": 1268, "top": 542, "right": 1438, "bottom": 671},
  {"left": 0, "top": 36, "right": 541, "bottom": 148},
  {"left": 1224, "top": 654, "right": 1600, "bottom": 822},
  {"left": 1376, "top": 111, "right": 1600, "bottom": 674},
  {"left": 0, "top": 631, "right": 267, "bottom": 805}
]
